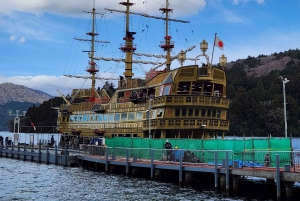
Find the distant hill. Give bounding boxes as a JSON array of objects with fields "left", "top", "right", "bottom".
[
  {"left": 0, "top": 82, "right": 52, "bottom": 105},
  {"left": 226, "top": 54, "right": 300, "bottom": 77},
  {"left": 0, "top": 82, "right": 52, "bottom": 130}
]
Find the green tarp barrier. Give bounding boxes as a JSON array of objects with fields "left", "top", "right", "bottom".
[{"left": 105, "top": 137, "right": 292, "bottom": 165}]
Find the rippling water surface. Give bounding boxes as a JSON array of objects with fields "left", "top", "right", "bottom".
[{"left": 0, "top": 158, "right": 244, "bottom": 201}]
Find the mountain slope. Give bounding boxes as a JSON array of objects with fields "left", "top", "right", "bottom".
[{"left": 0, "top": 83, "right": 52, "bottom": 105}]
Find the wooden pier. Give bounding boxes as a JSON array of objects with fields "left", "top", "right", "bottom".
[{"left": 1, "top": 144, "right": 300, "bottom": 200}]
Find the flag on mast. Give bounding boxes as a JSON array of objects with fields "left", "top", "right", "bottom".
[{"left": 214, "top": 36, "right": 224, "bottom": 50}]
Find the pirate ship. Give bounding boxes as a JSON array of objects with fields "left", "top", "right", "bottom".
[{"left": 57, "top": 0, "right": 229, "bottom": 140}]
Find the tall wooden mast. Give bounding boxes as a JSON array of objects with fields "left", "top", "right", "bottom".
[
  {"left": 119, "top": 0, "right": 136, "bottom": 79},
  {"left": 159, "top": 0, "right": 174, "bottom": 72},
  {"left": 86, "top": 5, "right": 99, "bottom": 101}
]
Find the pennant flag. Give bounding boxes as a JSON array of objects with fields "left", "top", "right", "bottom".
[
  {"left": 31, "top": 123, "right": 36, "bottom": 131},
  {"left": 214, "top": 36, "right": 224, "bottom": 50}
]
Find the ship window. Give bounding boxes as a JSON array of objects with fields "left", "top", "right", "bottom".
[
  {"left": 136, "top": 112, "right": 143, "bottom": 120},
  {"left": 182, "top": 109, "right": 187, "bottom": 116},
  {"left": 90, "top": 115, "right": 93, "bottom": 121},
  {"left": 195, "top": 109, "right": 199, "bottom": 116},
  {"left": 121, "top": 113, "right": 127, "bottom": 121},
  {"left": 146, "top": 111, "right": 150, "bottom": 119},
  {"left": 201, "top": 109, "right": 206, "bottom": 117},
  {"left": 103, "top": 114, "right": 108, "bottom": 121},
  {"left": 186, "top": 97, "right": 191, "bottom": 102},
  {"left": 175, "top": 109, "right": 180, "bottom": 116},
  {"left": 70, "top": 115, "right": 75, "bottom": 122},
  {"left": 109, "top": 114, "right": 114, "bottom": 122},
  {"left": 83, "top": 115, "right": 87, "bottom": 122},
  {"left": 115, "top": 113, "right": 120, "bottom": 121},
  {"left": 212, "top": 110, "right": 216, "bottom": 117},
  {"left": 158, "top": 86, "right": 163, "bottom": 96},
  {"left": 98, "top": 114, "right": 103, "bottom": 121},
  {"left": 95, "top": 115, "right": 98, "bottom": 121},
  {"left": 207, "top": 110, "right": 211, "bottom": 117},
  {"left": 74, "top": 116, "right": 78, "bottom": 122},
  {"left": 151, "top": 110, "right": 156, "bottom": 118},
  {"left": 78, "top": 115, "right": 82, "bottom": 122},
  {"left": 217, "top": 110, "right": 221, "bottom": 118},
  {"left": 128, "top": 112, "right": 135, "bottom": 120},
  {"left": 188, "top": 109, "right": 193, "bottom": 116},
  {"left": 163, "top": 85, "right": 171, "bottom": 95},
  {"left": 157, "top": 109, "right": 164, "bottom": 117},
  {"left": 166, "top": 97, "right": 172, "bottom": 103}
]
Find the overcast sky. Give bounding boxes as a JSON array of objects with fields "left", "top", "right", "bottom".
[{"left": 0, "top": 0, "right": 299, "bottom": 96}]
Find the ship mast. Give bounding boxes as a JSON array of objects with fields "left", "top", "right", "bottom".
[
  {"left": 120, "top": 0, "right": 136, "bottom": 80},
  {"left": 86, "top": 4, "right": 99, "bottom": 101},
  {"left": 159, "top": 0, "right": 174, "bottom": 72},
  {"left": 103, "top": 0, "right": 189, "bottom": 75}
]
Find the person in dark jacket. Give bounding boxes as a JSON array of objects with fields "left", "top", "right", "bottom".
[
  {"left": 0, "top": 135, "right": 3, "bottom": 147},
  {"left": 164, "top": 140, "right": 173, "bottom": 161}
]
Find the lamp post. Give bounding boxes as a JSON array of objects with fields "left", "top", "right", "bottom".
[
  {"left": 219, "top": 54, "right": 227, "bottom": 70},
  {"left": 178, "top": 50, "right": 186, "bottom": 66},
  {"left": 9, "top": 110, "right": 26, "bottom": 144},
  {"left": 195, "top": 39, "right": 210, "bottom": 65},
  {"left": 278, "top": 76, "right": 289, "bottom": 138},
  {"left": 149, "top": 98, "right": 152, "bottom": 138}
]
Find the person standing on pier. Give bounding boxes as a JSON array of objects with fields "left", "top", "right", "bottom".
[
  {"left": 264, "top": 153, "right": 270, "bottom": 167},
  {"left": 165, "top": 140, "right": 173, "bottom": 161}
]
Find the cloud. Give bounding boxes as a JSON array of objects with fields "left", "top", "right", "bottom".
[
  {"left": 0, "top": 0, "right": 206, "bottom": 17},
  {"left": 222, "top": 9, "right": 249, "bottom": 24},
  {"left": 232, "top": 0, "right": 265, "bottom": 5},
  {"left": 9, "top": 35, "right": 17, "bottom": 41},
  {"left": 19, "top": 36, "right": 26, "bottom": 43}
]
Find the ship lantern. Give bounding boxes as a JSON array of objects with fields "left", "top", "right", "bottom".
[
  {"left": 219, "top": 54, "right": 227, "bottom": 70},
  {"left": 178, "top": 50, "right": 186, "bottom": 66},
  {"left": 200, "top": 39, "right": 208, "bottom": 54}
]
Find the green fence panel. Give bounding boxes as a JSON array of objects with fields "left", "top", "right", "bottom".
[{"left": 269, "top": 138, "right": 291, "bottom": 151}]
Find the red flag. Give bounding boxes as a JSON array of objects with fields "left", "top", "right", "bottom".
[
  {"left": 31, "top": 123, "right": 36, "bottom": 131},
  {"left": 214, "top": 36, "right": 224, "bottom": 50}
]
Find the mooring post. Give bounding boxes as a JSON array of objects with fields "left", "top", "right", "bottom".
[
  {"left": 23, "top": 143, "right": 26, "bottom": 161},
  {"left": 276, "top": 154, "right": 281, "bottom": 200},
  {"left": 126, "top": 148, "right": 129, "bottom": 176},
  {"left": 31, "top": 143, "right": 33, "bottom": 161},
  {"left": 11, "top": 142, "right": 14, "bottom": 157},
  {"left": 150, "top": 149, "right": 154, "bottom": 179},
  {"left": 5, "top": 141, "right": 7, "bottom": 157},
  {"left": 55, "top": 144, "right": 58, "bottom": 165},
  {"left": 105, "top": 147, "right": 109, "bottom": 173},
  {"left": 179, "top": 149, "right": 183, "bottom": 187},
  {"left": 46, "top": 144, "right": 49, "bottom": 164},
  {"left": 64, "top": 145, "right": 67, "bottom": 166},
  {"left": 226, "top": 151, "right": 229, "bottom": 191},
  {"left": 214, "top": 150, "right": 218, "bottom": 189},
  {"left": 38, "top": 140, "right": 41, "bottom": 163},
  {"left": 17, "top": 142, "right": 20, "bottom": 159},
  {"left": 0, "top": 142, "right": 2, "bottom": 157}
]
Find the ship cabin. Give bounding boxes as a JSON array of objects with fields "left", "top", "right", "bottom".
[{"left": 57, "top": 63, "right": 229, "bottom": 139}]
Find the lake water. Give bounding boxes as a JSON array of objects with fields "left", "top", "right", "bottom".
[{"left": 1, "top": 131, "right": 300, "bottom": 201}]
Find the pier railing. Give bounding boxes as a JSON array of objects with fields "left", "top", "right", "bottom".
[
  {"left": 77, "top": 145, "right": 300, "bottom": 171},
  {"left": 240, "top": 150, "right": 300, "bottom": 171}
]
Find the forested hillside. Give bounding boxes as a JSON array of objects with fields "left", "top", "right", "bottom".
[{"left": 227, "top": 49, "right": 300, "bottom": 137}]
